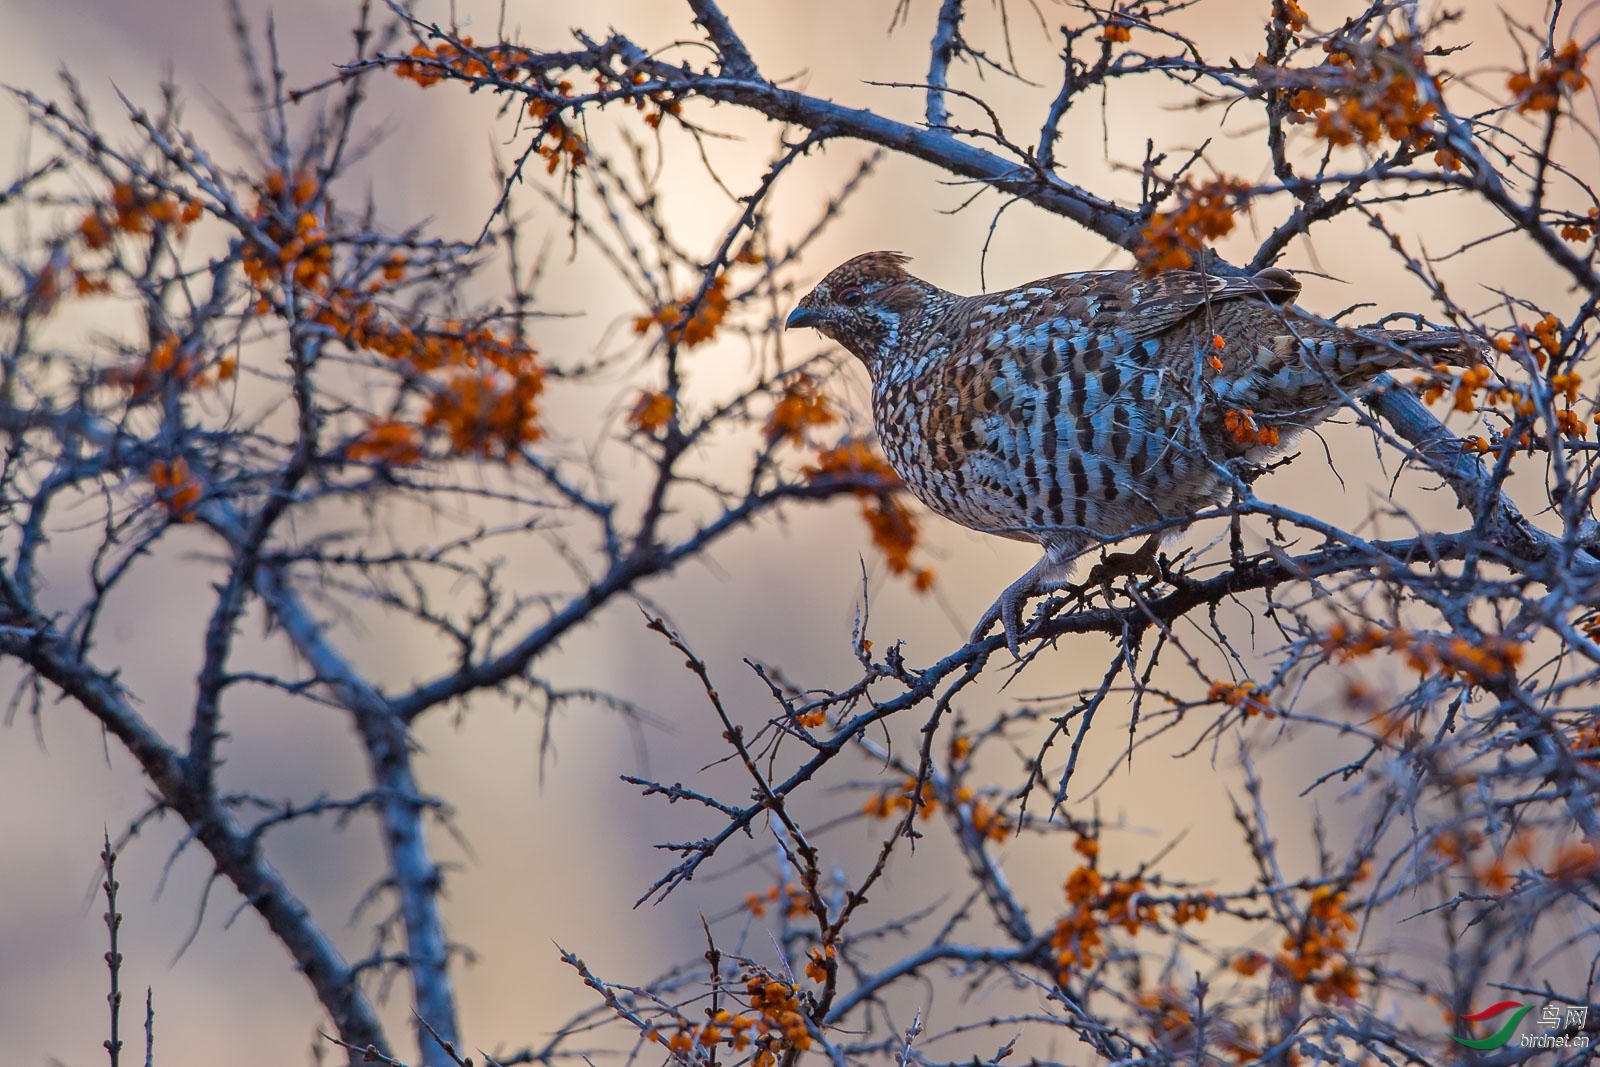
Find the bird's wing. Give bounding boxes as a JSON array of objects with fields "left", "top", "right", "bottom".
[{"left": 1024, "top": 269, "right": 1302, "bottom": 346}]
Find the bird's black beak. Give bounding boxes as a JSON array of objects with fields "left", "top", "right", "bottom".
[{"left": 785, "top": 306, "right": 823, "bottom": 331}]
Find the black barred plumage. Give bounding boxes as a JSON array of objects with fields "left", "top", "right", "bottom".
[{"left": 786, "top": 252, "right": 1480, "bottom": 654}]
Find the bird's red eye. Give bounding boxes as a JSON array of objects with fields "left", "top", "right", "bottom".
[{"left": 838, "top": 286, "right": 865, "bottom": 308}]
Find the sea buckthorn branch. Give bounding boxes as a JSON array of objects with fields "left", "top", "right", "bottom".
[
  {"left": 7, "top": 3, "right": 1600, "bottom": 1067},
  {"left": 1, "top": 12, "right": 928, "bottom": 1067},
  {"left": 355, "top": 9, "right": 1142, "bottom": 248},
  {"left": 646, "top": 517, "right": 1588, "bottom": 1051},
  {"left": 358, "top": 3, "right": 1600, "bottom": 612},
  {"left": 637, "top": 621, "right": 1437, "bottom": 1064},
  {"left": 624, "top": 133, "right": 830, "bottom": 576},
  {"left": 0, "top": 567, "right": 391, "bottom": 1058},
  {"left": 629, "top": 518, "right": 1570, "bottom": 890},
  {"left": 376, "top": 3, "right": 1597, "bottom": 1065},
  {"left": 854, "top": 727, "right": 1034, "bottom": 943}
]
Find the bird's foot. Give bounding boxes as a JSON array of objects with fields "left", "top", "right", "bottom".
[
  {"left": 1085, "top": 534, "right": 1162, "bottom": 589},
  {"left": 971, "top": 559, "right": 1062, "bottom": 658},
  {"left": 971, "top": 585, "right": 1030, "bottom": 659}
]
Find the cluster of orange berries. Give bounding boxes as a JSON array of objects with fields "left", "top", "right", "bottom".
[
  {"left": 803, "top": 437, "right": 900, "bottom": 488},
  {"left": 320, "top": 304, "right": 544, "bottom": 461},
  {"left": 805, "top": 439, "right": 934, "bottom": 590},
  {"left": 764, "top": 373, "right": 837, "bottom": 447},
  {"left": 241, "top": 170, "right": 333, "bottom": 300},
  {"left": 1509, "top": 40, "right": 1589, "bottom": 114},
  {"left": 1500, "top": 318, "right": 1592, "bottom": 440},
  {"left": 1222, "top": 407, "right": 1280, "bottom": 448},
  {"left": 1499, "top": 313, "right": 1565, "bottom": 370},
  {"left": 394, "top": 37, "right": 530, "bottom": 87},
  {"left": 1322, "top": 622, "right": 1525, "bottom": 685},
  {"left": 862, "top": 496, "right": 933, "bottom": 591},
  {"left": 961, "top": 791, "right": 1011, "bottom": 841},
  {"left": 633, "top": 272, "right": 731, "bottom": 348},
  {"left": 1137, "top": 178, "right": 1247, "bottom": 272},
  {"left": 1420, "top": 318, "right": 1591, "bottom": 445},
  {"left": 1559, "top": 206, "right": 1599, "bottom": 243},
  {"left": 1099, "top": 19, "right": 1132, "bottom": 44},
  {"left": 525, "top": 93, "right": 589, "bottom": 175},
  {"left": 313, "top": 296, "right": 500, "bottom": 368},
  {"left": 578, "top": 68, "right": 680, "bottom": 136},
  {"left": 396, "top": 35, "right": 692, "bottom": 167},
  {"left": 148, "top": 457, "right": 202, "bottom": 522},
  {"left": 633, "top": 246, "right": 762, "bottom": 349},
  {"left": 423, "top": 367, "right": 545, "bottom": 459},
  {"left": 1208, "top": 679, "right": 1275, "bottom": 718},
  {"left": 1277, "top": 883, "right": 1362, "bottom": 1003},
  {"left": 861, "top": 776, "right": 1011, "bottom": 841},
  {"left": 1456, "top": 365, "right": 1497, "bottom": 414},
  {"left": 743, "top": 973, "right": 812, "bottom": 1062},
  {"left": 79, "top": 181, "right": 203, "bottom": 251},
  {"left": 59, "top": 180, "right": 206, "bottom": 305},
  {"left": 1321, "top": 39, "right": 1437, "bottom": 151},
  {"left": 744, "top": 882, "right": 810, "bottom": 920},
  {"left": 70, "top": 182, "right": 240, "bottom": 404},
  {"left": 628, "top": 251, "right": 767, "bottom": 435},
  {"left": 655, "top": 973, "right": 812, "bottom": 1065},
  {"left": 1263, "top": 35, "right": 1441, "bottom": 158},
  {"left": 1429, "top": 828, "right": 1516, "bottom": 893},
  {"left": 804, "top": 944, "right": 835, "bottom": 984},
  {"left": 347, "top": 421, "right": 425, "bottom": 465},
  {"left": 627, "top": 391, "right": 675, "bottom": 434},
  {"left": 238, "top": 170, "right": 547, "bottom": 463},
  {"left": 861, "top": 776, "right": 938, "bottom": 821},
  {"left": 1230, "top": 951, "right": 1269, "bottom": 977},
  {"left": 791, "top": 705, "right": 827, "bottom": 729},
  {"left": 1416, "top": 362, "right": 1500, "bottom": 415},
  {"left": 394, "top": 38, "right": 690, "bottom": 172},
  {"left": 1053, "top": 866, "right": 1155, "bottom": 972},
  {"left": 1138, "top": 987, "right": 1195, "bottom": 1042},
  {"left": 1051, "top": 837, "right": 1213, "bottom": 981},
  {"left": 105, "top": 334, "right": 235, "bottom": 401}
]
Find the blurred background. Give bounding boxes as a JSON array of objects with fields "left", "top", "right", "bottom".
[{"left": 0, "top": 1, "right": 1580, "bottom": 1064}]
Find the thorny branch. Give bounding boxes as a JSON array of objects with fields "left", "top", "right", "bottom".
[{"left": 6, "top": 2, "right": 1600, "bottom": 1067}]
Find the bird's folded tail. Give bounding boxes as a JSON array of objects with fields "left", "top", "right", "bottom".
[
  {"left": 1221, "top": 326, "right": 1487, "bottom": 417},
  {"left": 1362, "top": 328, "right": 1485, "bottom": 370},
  {"left": 1294, "top": 327, "right": 1485, "bottom": 388}
]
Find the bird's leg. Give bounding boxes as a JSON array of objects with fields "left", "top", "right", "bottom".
[
  {"left": 974, "top": 538, "right": 1163, "bottom": 657},
  {"left": 971, "top": 553, "right": 1073, "bottom": 657}
]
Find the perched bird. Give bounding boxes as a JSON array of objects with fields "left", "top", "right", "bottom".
[{"left": 785, "top": 252, "right": 1479, "bottom": 654}]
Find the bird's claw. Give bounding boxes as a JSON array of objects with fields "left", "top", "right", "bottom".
[{"left": 972, "top": 587, "right": 1027, "bottom": 659}]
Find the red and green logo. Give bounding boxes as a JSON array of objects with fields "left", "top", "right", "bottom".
[{"left": 1450, "top": 1001, "right": 1534, "bottom": 1050}]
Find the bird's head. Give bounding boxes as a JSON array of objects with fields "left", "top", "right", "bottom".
[{"left": 786, "top": 252, "right": 942, "bottom": 372}]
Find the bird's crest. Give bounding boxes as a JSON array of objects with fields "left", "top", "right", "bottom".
[{"left": 826, "top": 251, "right": 912, "bottom": 289}]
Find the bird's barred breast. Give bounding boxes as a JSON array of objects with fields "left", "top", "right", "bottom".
[{"left": 872, "top": 308, "right": 1215, "bottom": 547}]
